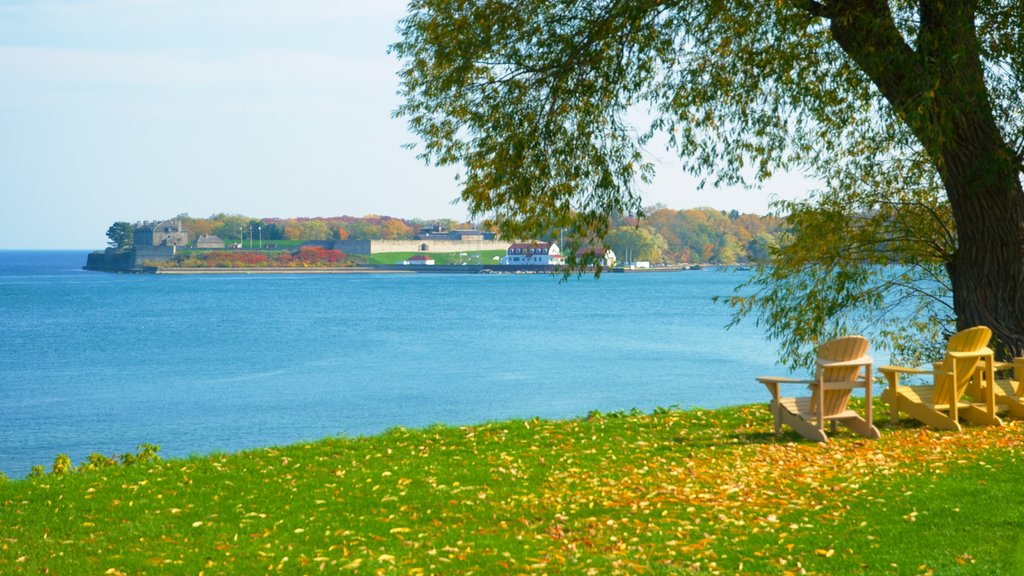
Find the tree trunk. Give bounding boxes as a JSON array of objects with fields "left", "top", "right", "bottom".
[
  {"left": 943, "top": 135, "right": 1024, "bottom": 358},
  {"left": 824, "top": 0, "right": 1024, "bottom": 357}
]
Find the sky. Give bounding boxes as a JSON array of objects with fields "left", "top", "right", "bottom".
[{"left": 0, "top": 0, "right": 809, "bottom": 249}]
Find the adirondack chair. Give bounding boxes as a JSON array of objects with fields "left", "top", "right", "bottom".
[
  {"left": 757, "top": 335, "right": 880, "bottom": 443},
  {"left": 967, "top": 357, "right": 1024, "bottom": 418},
  {"left": 879, "top": 326, "right": 1000, "bottom": 431}
]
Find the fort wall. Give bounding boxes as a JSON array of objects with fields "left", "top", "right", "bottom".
[
  {"left": 332, "top": 239, "right": 511, "bottom": 255},
  {"left": 133, "top": 245, "right": 177, "bottom": 267},
  {"left": 84, "top": 249, "right": 136, "bottom": 271}
]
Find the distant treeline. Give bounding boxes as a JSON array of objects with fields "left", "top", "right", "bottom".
[
  {"left": 154, "top": 208, "right": 783, "bottom": 264},
  {"left": 174, "top": 214, "right": 479, "bottom": 243},
  {"left": 607, "top": 206, "right": 784, "bottom": 264}
]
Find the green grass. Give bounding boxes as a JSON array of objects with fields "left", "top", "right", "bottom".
[
  {"left": 3, "top": 403, "right": 1024, "bottom": 574},
  {"left": 367, "top": 250, "right": 507, "bottom": 265}
]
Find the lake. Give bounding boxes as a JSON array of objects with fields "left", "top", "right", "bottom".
[{"left": 1, "top": 250, "right": 786, "bottom": 478}]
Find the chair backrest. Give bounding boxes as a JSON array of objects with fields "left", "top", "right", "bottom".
[
  {"left": 811, "top": 335, "right": 870, "bottom": 415},
  {"left": 934, "top": 326, "right": 992, "bottom": 403}
]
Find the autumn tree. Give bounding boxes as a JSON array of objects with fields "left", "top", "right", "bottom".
[
  {"left": 394, "top": 0, "right": 1024, "bottom": 361},
  {"left": 105, "top": 222, "right": 134, "bottom": 249},
  {"left": 605, "top": 225, "right": 667, "bottom": 263},
  {"left": 298, "top": 220, "right": 330, "bottom": 241},
  {"left": 211, "top": 214, "right": 251, "bottom": 243},
  {"left": 380, "top": 218, "right": 414, "bottom": 240}
]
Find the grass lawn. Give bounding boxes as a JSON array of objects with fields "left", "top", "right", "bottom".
[
  {"left": 368, "top": 250, "right": 507, "bottom": 265},
  {"left": 3, "top": 402, "right": 1024, "bottom": 574}
]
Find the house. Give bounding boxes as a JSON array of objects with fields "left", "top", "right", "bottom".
[
  {"left": 403, "top": 254, "right": 435, "bottom": 266},
  {"left": 133, "top": 220, "right": 188, "bottom": 247},
  {"left": 500, "top": 242, "right": 565, "bottom": 266},
  {"left": 195, "top": 234, "right": 225, "bottom": 249},
  {"left": 576, "top": 247, "right": 617, "bottom": 268}
]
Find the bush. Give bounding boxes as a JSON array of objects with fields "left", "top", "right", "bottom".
[
  {"left": 167, "top": 248, "right": 350, "bottom": 268},
  {"left": 51, "top": 454, "right": 72, "bottom": 475}
]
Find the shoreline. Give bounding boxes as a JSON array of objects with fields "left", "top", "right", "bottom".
[
  {"left": 88, "top": 264, "right": 574, "bottom": 275},
  {"left": 153, "top": 266, "right": 417, "bottom": 274},
  {"left": 85, "top": 264, "right": 706, "bottom": 275}
]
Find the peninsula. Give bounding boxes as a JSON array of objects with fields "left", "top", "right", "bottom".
[
  {"left": 84, "top": 209, "right": 779, "bottom": 273},
  {"left": 83, "top": 218, "right": 573, "bottom": 274}
]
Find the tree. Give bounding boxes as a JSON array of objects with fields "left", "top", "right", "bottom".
[
  {"left": 211, "top": 214, "right": 251, "bottom": 243},
  {"left": 380, "top": 218, "right": 414, "bottom": 240},
  {"left": 106, "top": 222, "right": 134, "bottom": 249},
  {"left": 606, "top": 225, "right": 666, "bottom": 263},
  {"left": 298, "top": 220, "right": 330, "bottom": 241},
  {"left": 394, "top": 0, "right": 1024, "bottom": 360}
]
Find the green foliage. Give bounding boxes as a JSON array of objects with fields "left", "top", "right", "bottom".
[
  {"left": 105, "top": 221, "right": 134, "bottom": 249},
  {"left": 50, "top": 454, "right": 72, "bottom": 476},
  {"left": 394, "top": 0, "right": 1024, "bottom": 358},
  {"left": 391, "top": 0, "right": 862, "bottom": 252},
  {"left": 133, "top": 443, "right": 161, "bottom": 465},
  {"left": 165, "top": 214, "right": 476, "bottom": 245},
  {"left": 210, "top": 213, "right": 253, "bottom": 243},
  {"left": 23, "top": 445, "right": 163, "bottom": 479},
  {"left": 605, "top": 225, "right": 667, "bottom": 263},
  {"left": 81, "top": 453, "right": 118, "bottom": 471},
  {"left": 722, "top": 177, "right": 955, "bottom": 368},
  {"left": 118, "top": 444, "right": 161, "bottom": 467},
  {"left": 295, "top": 220, "right": 330, "bottom": 241},
  {"left": 612, "top": 207, "right": 783, "bottom": 263}
]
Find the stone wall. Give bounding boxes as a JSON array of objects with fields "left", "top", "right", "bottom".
[
  {"left": 133, "top": 245, "right": 177, "bottom": 267},
  {"left": 84, "top": 249, "right": 136, "bottom": 271},
  {"left": 332, "top": 239, "right": 511, "bottom": 255}
]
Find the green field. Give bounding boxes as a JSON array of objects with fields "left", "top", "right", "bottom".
[
  {"left": 367, "top": 250, "right": 507, "bottom": 265},
  {"left": 3, "top": 402, "right": 1024, "bottom": 574}
]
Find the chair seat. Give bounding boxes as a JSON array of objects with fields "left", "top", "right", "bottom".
[
  {"left": 778, "top": 396, "right": 858, "bottom": 421},
  {"left": 896, "top": 384, "right": 976, "bottom": 410}
]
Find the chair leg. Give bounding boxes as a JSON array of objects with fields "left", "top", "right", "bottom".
[
  {"left": 779, "top": 409, "right": 829, "bottom": 443},
  {"left": 960, "top": 404, "right": 1003, "bottom": 427},
  {"left": 769, "top": 399, "right": 782, "bottom": 436},
  {"left": 900, "top": 401, "right": 963, "bottom": 432},
  {"left": 838, "top": 416, "right": 881, "bottom": 440}
]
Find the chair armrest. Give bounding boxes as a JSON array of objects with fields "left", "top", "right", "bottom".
[
  {"left": 993, "top": 360, "right": 1014, "bottom": 372},
  {"left": 756, "top": 376, "right": 813, "bottom": 385},
  {"left": 878, "top": 366, "right": 933, "bottom": 375}
]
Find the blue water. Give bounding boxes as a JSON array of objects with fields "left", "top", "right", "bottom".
[{"left": 1, "top": 251, "right": 783, "bottom": 478}]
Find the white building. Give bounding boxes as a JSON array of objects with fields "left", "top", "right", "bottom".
[
  {"left": 402, "top": 254, "right": 435, "bottom": 265},
  {"left": 500, "top": 242, "right": 566, "bottom": 266}
]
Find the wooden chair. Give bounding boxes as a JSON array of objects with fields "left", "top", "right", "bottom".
[
  {"left": 879, "top": 326, "right": 1000, "bottom": 431},
  {"left": 757, "top": 335, "right": 880, "bottom": 443},
  {"left": 968, "top": 357, "right": 1024, "bottom": 418}
]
